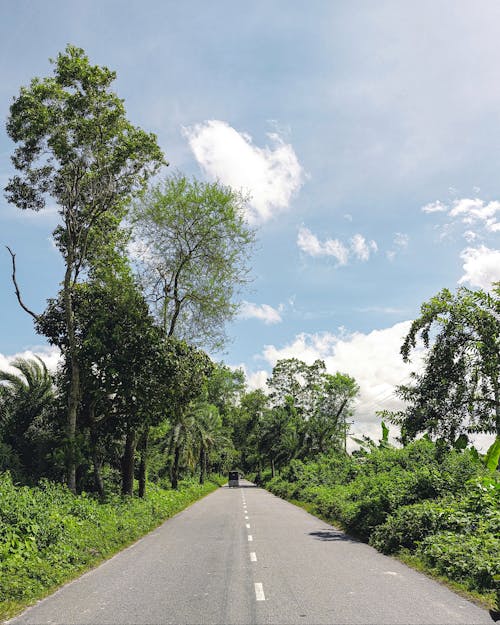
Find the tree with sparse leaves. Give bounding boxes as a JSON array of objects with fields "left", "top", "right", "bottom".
[{"left": 131, "top": 173, "right": 255, "bottom": 351}]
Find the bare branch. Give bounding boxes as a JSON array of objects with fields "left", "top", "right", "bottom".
[{"left": 5, "top": 246, "right": 39, "bottom": 321}]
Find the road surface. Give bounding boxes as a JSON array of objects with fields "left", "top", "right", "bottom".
[{"left": 7, "top": 480, "right": 495, "bottom": 624}]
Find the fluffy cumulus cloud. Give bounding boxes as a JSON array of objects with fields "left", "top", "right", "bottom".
[
  {"left": 297, "top": 226, "right": 377, "bottom": 266},
  {"left": 183, "top": 120, "right": 304, "bottom": 224},
  {"left": 449, "top": 198, "right": 500, "bottom": 232},
  {"left": 0, "top": 346, "right": 61, "bottom": 375},
  {"left": 248, "top": 321, "right": 425, "bottom": 446},
  {"left": 239, "top": 301, "right": 282, "bottom": 325},
  {"left": 459, "top": 245, "right": 500, "bottom": 290}
]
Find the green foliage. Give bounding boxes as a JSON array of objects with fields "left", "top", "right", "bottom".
[
  {"left": 0, "top": 472, "right": 221, "bottom": 616},
  {"left": 0, "top": 358, "right": 56, "bottom": 482},
  {"left": 131, "top": 172, "right": 255, "bottom": 351},
  {"left": 484, "top": 435, "right": 500, "bottom": 472},
  {"left": 387, "top": 285, "right": 500, "bottom": 442}
]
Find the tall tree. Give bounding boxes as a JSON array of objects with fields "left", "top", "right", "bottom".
[
  {"left": 5, "top": 45, "right": 164, "bottom": 490},
  {"left": 387, "top": 285, "right": 500, "bottom": 444},
  {"left": 267, "top": 358, "right": 327, "bottom": 419},
  {"left": 130, "top": 173, "right": 255, "bottom": 350},
  {"left": 307, "top": 372, "right": 359, "bottom": 454}
]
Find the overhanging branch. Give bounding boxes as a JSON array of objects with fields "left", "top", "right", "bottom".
[{"left": 6, "top": 246, "right": 39, "bottom": 321}]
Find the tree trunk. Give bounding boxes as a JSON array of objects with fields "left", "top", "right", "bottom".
[
  {"left": 199, "top": 447, "right": 206, "bottom": 484},
  {"left": 121, "top": 430, "right": 137, "bottom": 496},
  {"left": 89, "top": 404, "right": 105, "bottom": 499},
  {"left": 63, "top": 260, "right": 80, "bottom": 493},
  {"left": 271, "top": 458, "right": 275, "bottom": 478},
  {"left": 92, "top": 448, "right": 105, "bottom": 499},
  {"left": 138, "top": 428, "right": 149, "bottom": 498},
  {"left": 171, "top": 443, "right": 180, "bottom": 490}
]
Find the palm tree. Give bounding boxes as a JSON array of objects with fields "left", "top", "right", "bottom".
[
  {"left": 0, "top": 356, "right": 55, "bottom": 480},
  {"left": 191, "top": 403, "right": 231, "bottom": 484}
]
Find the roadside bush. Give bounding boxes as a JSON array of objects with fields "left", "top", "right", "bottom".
[{"left": 417, "top": 530, "right": 500, "bottom": 593}]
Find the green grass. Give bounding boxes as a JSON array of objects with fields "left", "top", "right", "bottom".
[{"left": 0, "top": 474, "right": 224, "bottom": 622}]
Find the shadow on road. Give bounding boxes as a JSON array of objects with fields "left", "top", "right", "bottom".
[
  {"left": 308, "top": 529, "right": 358, "bottom": 542},
  {"left": 489, "top": 609, "right": 499, "bottom": 622},
  {"left": 223, "top": 484, "right": 258, "bottom": 488}
]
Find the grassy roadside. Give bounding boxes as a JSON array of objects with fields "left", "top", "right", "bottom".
[
  {"left": 0, "top": 475, "right": 225, "bottom": 622},
  {"left": 283, "top": 496, "right": 497, "bottom": 612}
]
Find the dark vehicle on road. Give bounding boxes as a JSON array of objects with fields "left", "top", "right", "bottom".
[{"left": 228, "top": 471, "right": 239, "bottom": 487}]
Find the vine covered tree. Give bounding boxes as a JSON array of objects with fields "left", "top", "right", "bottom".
[{"left": 5, "top": 45, "right": 165, "bottom": 490}]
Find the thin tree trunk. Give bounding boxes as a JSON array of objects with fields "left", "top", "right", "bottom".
[
  {"left": 121, "top": 429, "right": 137, "bottom": 496},
  {"left": 63, "top": 260, "right": 79, "bottom": 493},
  {"left": 271, "top": 458, "right": 275, "bottom": 478},
  {"left": 92, "top": 449, "right": 105, "bottom": 499},
  {"left": 171, "top": 443, "right": 180, "bottom": 490},
  {"left": 89, "top": 404, "right": 105, "bottom": 499},
  {"left": 138, "top": 428, "right": 149, "bottom": 498},
  {"left": 199, "top": 447, "right": 206, "bottom": 484}
]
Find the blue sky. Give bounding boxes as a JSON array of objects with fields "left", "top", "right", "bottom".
[{"left": 1, "top": 1, "right": 500, "bottom": 444}]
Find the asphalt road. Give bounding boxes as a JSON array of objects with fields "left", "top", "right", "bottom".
[{"left": 7, "top": 480, "right": 495, "bottom": 624}]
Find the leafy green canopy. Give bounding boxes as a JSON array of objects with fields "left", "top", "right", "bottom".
[
  {"left": 131, "top": 172, "right": 255, "bottom": 350},
  {"left": 387, "top": 285, "right": 500, "bottom": 443},
  {"left": 5, "top": 44, "right": 164, "bottom": 271}
]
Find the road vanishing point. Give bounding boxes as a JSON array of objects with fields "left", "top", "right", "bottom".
[{"left": 7, "top": 480, "right": 494, "bottom": 625}]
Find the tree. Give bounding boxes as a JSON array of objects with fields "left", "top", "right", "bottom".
[
  {"left": 266, "top": 358, "right": 359, "bottom": 456},
  {"left": 258, "top": 399, "right": 300, "bottom": 477},
  {"left": 130, "top": 173, "right": 255, "bottom": 350},
  {"left": 267, "top": 358, "right": 327, "bottom": 419},
  {"left": 307, "top": 372, "right": 359, "bottom": 454},
  {"left": 0, "top": 357, "right": 55, "bottom": 482},
  {"left": 163, "top": 342, "right": 214, "bottom": 489},
  {"left": 37, "top": 276, "right": 172, "bottom": 496},
  {"left": 5, "top": 45, "right": 164, "bottom": 491},
  {"left": 387, "top": 285, "right": 500, "bottom": 444}
]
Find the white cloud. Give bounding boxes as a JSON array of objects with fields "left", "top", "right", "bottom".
[
  {"left": 297, "top": 226, "right": 377, "bottom": 266},
  {"left": 0, "top": 346, "right": 61, "bottom": 376},
  {"left": 183, "top": 120, "right": 304, "bottom": 224},
  {"left": 449, "top": 197, "right": 500, "bottom": 232},
  {"left": 393, "top": 232, "right": 409, "bottom": 248},
  {"left": 239, "top": 301, "right": 282, "bottom": 325},
  {"left": 422, "top": 200, "right": 447, "bottom": 213},
  {"left": 463, "top": 230, "right": 480, "bottom": 243},
  {"left": 458, "top": 245, "right": 500, "bottom": 290},
  {"left": 386, "top": 232, "right": 408, "bottom": 261},
  {"left": 297, "top": 226, "right": 349, "bottom": 265},
  {"left": 350, "top": 234, "right": 378, "bottom": 261},
  {"left": 422, "top": 196, "right": 500, "bottom": 232}
]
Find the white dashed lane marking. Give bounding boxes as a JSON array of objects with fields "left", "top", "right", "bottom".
[
  {"left": 248, "top": 535, "right": 253, "bottom": 541},
  {"left": 255, "top": 583, "right": 265, "bottom": 601},
  {"left": 246, "top": 523, "right": 251, "bottom": 529},
  {"left": 250, "top": 552, "right": 257, "bottom": 562}
]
